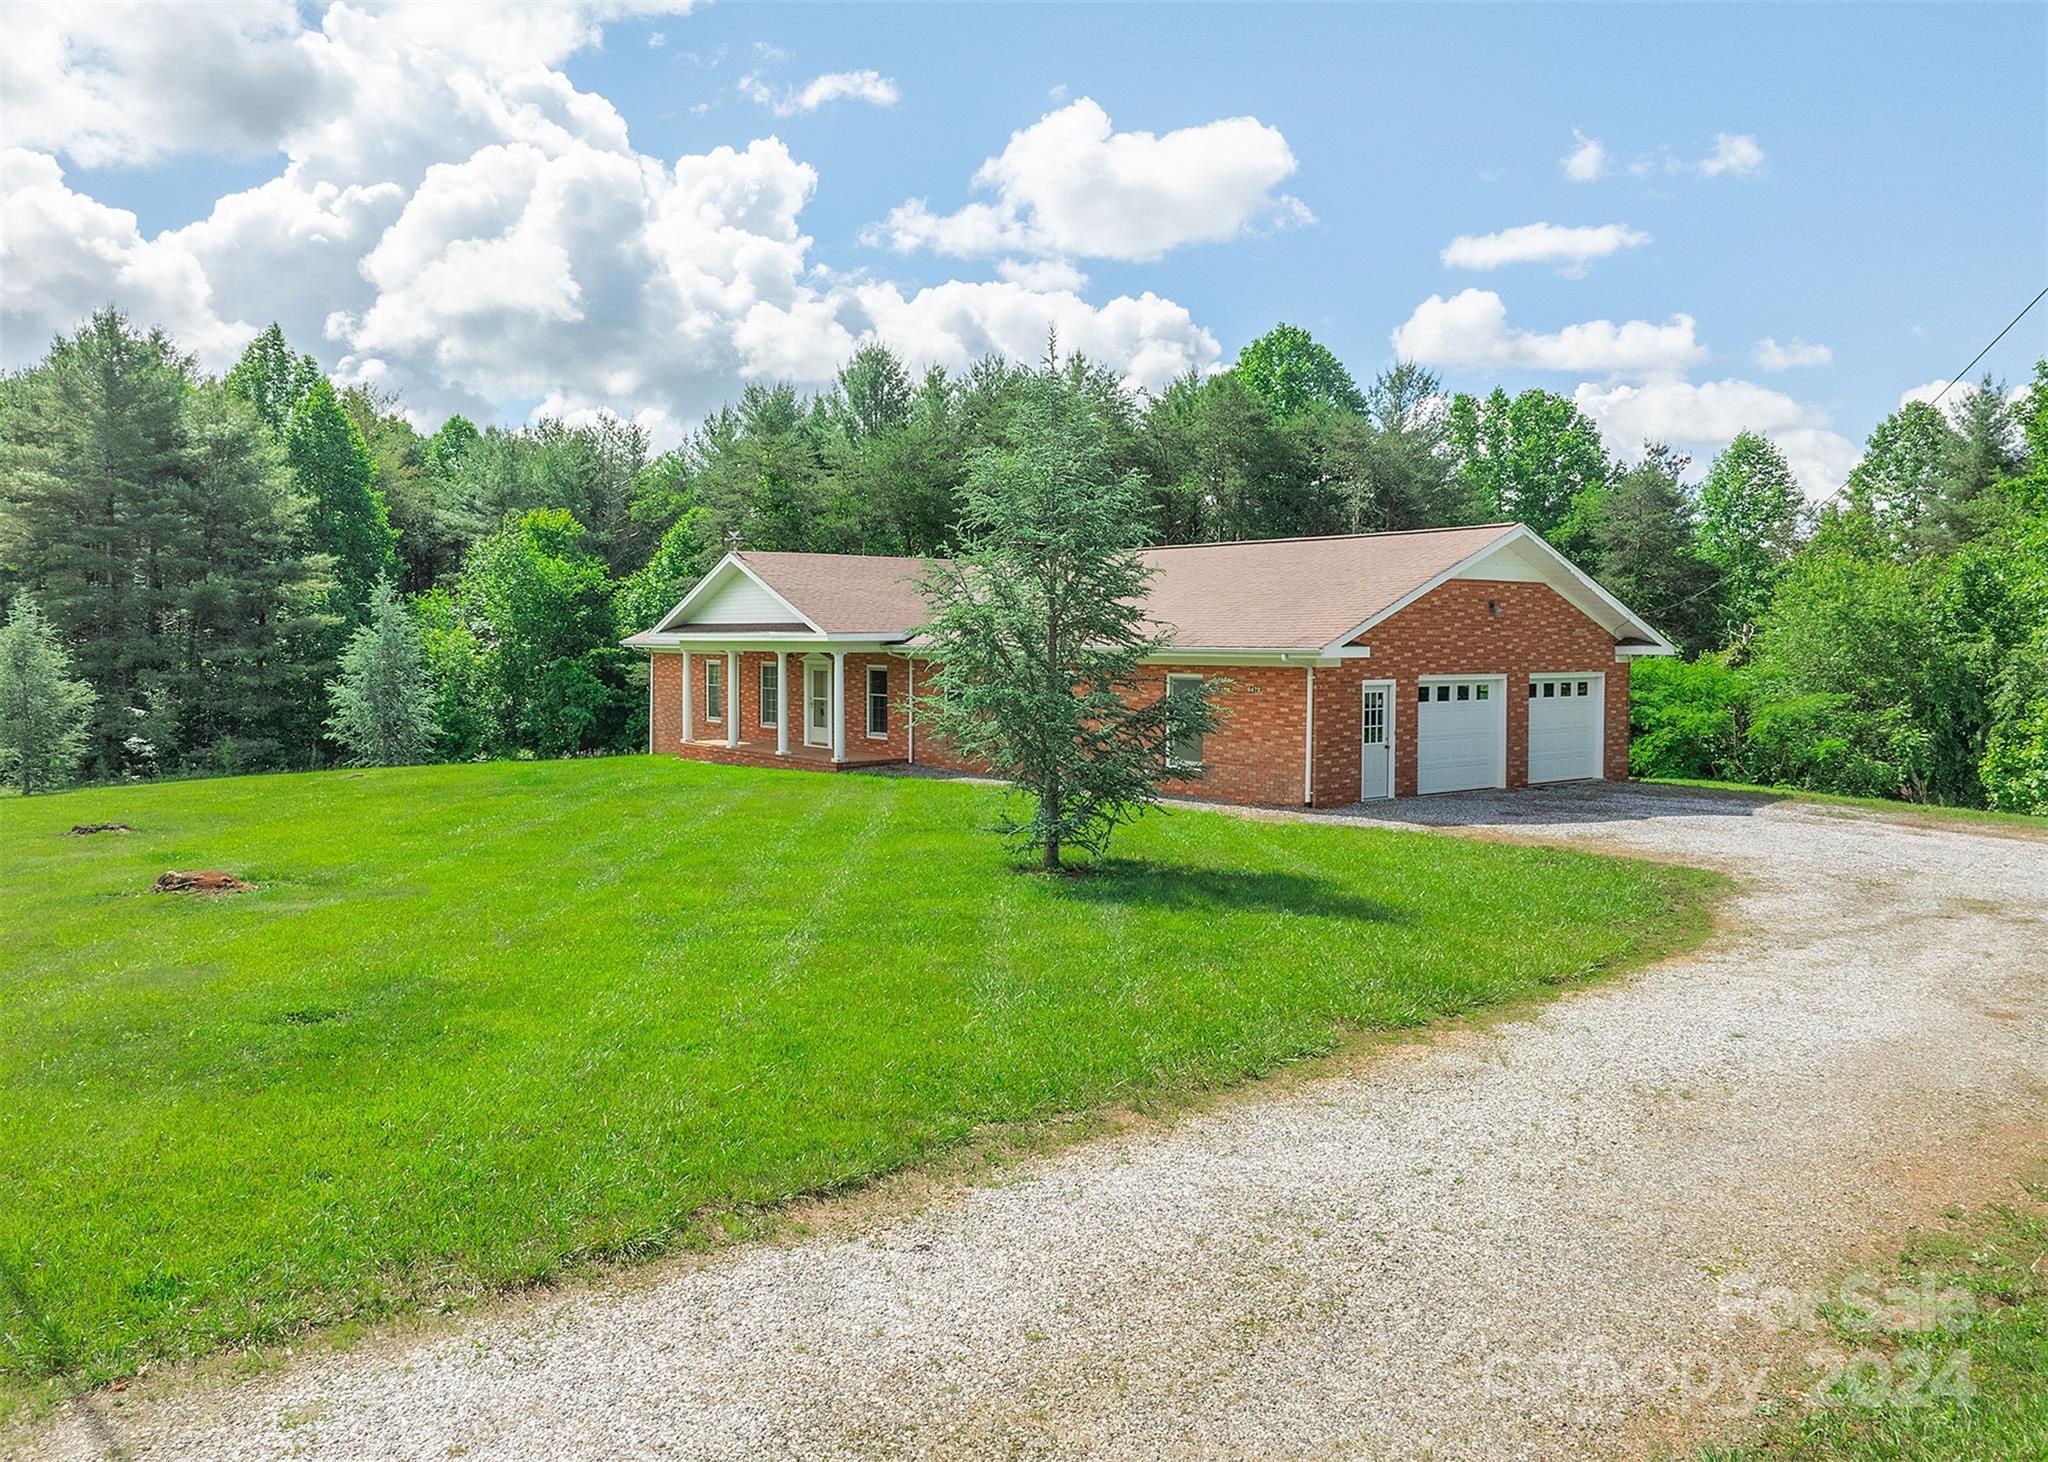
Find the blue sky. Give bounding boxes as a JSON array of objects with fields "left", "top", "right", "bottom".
[{"left": 4, "top": 1, "right": 2043, "bottom": 497}]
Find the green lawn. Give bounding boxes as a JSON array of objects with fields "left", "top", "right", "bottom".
[
  {"left": 0, "top": 758, "right": 1720, "bottom": 1401},
  {"left": 1704, "top": 1171, "right": 2047, "bottom": 1460}
]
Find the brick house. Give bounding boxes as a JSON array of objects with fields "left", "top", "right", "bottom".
[{"left": 622, "top": 523, "right": 1673, "bottom": 807}]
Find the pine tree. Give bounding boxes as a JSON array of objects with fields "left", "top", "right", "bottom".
[
  {"left": 0, "top": 595, "right": 96, "bottom": 794},
  {"left": 324, "top": 579, "right": 436, "bottom": 766},
  {"left": 0, "top": 309, "right": 189, "bottom": 772},
  {"left": 918, "top": 355, "right": 1220, "bottom": 870},
  {"left": 1593, "top": 445, "right": 1723, "bottom": 654}
]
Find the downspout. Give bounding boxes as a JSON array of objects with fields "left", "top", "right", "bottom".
[
  {"left": 906, "top": 656, "right": 915, "bottom": 765},
  {"left": 1303, "top": 664, "right": 1315, "bottom": 806},
  {"left": 646, "top": 655, "right": 655, "bottom": 754}
]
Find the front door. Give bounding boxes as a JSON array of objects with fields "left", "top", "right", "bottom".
[
  {"left": 1359, "top": 682, "right": 1393, "bottom": 800},
  {"left": 805, "top": 663, "right": 831, "bottom": 746}
]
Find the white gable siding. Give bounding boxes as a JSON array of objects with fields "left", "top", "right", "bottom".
[
  {"left": 1450, "top": 537, "right": 1546, "bottom": 582},
  {"left": 684, "top": 568, "right": 798, "bottom": 625},
  {"left": 1450, "top": 535, "right": 1627, "bottom": 635}
]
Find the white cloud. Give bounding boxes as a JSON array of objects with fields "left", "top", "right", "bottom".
[
  {"left": 865, "top": 97, "right": 1310, "bottom": 262},
  {"left": 737, "top": 68, "right": 900, "bottom": 116},
  {"left": 1698, "top": 132, "right": 1765, "bottom": 177},
  {"left": 1573, "top": 378, "right": 1857, "bottom": 500},
  {"left": 1899, "top": 378, "right": 1953, "bottom": 408},
  {"left": 1439, "top": 221, "right": 1649, "bottom": 273},
  {"left": 0, "top": 148, "right": 254, "bottom": 363},
  {"left": 1390, "top": 289, "right": 1707, "bottom": 375},
  {"left": 0, "top": 4, "right": 1221, "bottom": 447},
  {"left": 1562, "top": 129, "right": 1606, "bottom": 183},
  {"left": 995, "top": 257, "right": 1090, "bottom": 292},
  {"left": 1752, "top": 336, "right": 1832, "bottom": 371}
]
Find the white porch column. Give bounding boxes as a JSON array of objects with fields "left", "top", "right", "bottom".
[
  {"left": 680, "top": 650, "right": 692, "bottom": 744},
  {"left": 775, "top": 651, "right": 789, "bottom": 756},
  {"left": 830, "top": 650, "right": 846, "bottom": 763},
  {"left": 725, "top": 650, "right": 740, "bottom": 747},
  {"left": 905, "top": 657, "right": 915, "bottom": 765}
]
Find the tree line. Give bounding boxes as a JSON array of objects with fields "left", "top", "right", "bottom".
[{"left": 1, "top": 306, "right": 2044, "bottom": 813}]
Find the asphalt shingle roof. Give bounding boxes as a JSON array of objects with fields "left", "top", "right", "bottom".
[{"left": 702, "top": 525, "right": 1523, "bottom": 651}]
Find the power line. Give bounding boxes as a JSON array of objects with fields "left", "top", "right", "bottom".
[
  {"left": 1929, "top": 283, "right": 2048, "bottom": 407},
  {"left": 1813, "top": 281, "right": 2048, "bottom": 512}
]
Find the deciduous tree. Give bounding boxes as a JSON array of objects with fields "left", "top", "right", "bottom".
[
  {"left": 288, "top": 378, "right": 397, "bottom": 627},
  {"left": 1695, "top": 430, "right": 1805, "bottom": 639},
  {"left": 0, "top": 594, "right": 95, "bottom": 794},
  {"left": 1446, "top": 387, "right": 1612, "bottom": 552}
]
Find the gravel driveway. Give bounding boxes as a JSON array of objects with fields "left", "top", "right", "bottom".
[{"left": 25, "top": 784, "right": 2048, "bottom": 1460}]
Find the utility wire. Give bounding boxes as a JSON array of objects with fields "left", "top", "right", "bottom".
[
  {"left": 1811, "top": 282, "right": 2048, "bottom": 513},
  {"left": 1927, "top": 283, "right": 2047, "bottom": 408}
]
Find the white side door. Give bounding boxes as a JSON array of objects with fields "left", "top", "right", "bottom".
[
  {"left": 1415, "top": 678, "right": 1505, "bottom": 794},
  {"left": 1527, "top": 674, "right": 1604, "bottom": 783},
  {"left": 1359, "top": 681, "right": 1393, "bottom": 800}
]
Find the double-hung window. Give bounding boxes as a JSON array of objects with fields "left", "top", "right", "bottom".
[
  {"left": 759, "top": 661, "right": 780, "bottom": 728},
  {"left": 1165, "top": 673, "right": 1206, "bottom": 770},
  {"left": 705, "top": 659, "right": 723, "bottom": 721},
  {"left": 866, "top": 665, "right": 889, "bottom": 738}
]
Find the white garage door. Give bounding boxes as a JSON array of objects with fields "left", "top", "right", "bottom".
[
  {"left": 1527, "top": 674, "right": 1604, "bottom": 784},
  {"left": 1416, "top": 679, "right": 1504, "bottom": 794}
]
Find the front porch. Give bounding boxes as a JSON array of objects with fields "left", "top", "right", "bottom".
[{"left": 676, "top": 735, "right": 904, "bottom": 773}]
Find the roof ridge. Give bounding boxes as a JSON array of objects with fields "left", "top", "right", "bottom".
[{"left": 1141, "top": 523, "right": 1518, "bottom": 551}]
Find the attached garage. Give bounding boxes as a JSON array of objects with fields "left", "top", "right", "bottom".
[
  {"left": 1415, "top": 677, "right": 1506, "bottom": 794},
  {"left": 1527, "top": 674, "right": 1604, "bottom": 784}
]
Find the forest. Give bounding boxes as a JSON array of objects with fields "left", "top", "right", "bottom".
[{"left": 2, "top": 308, "right": 2044, "bottom": 812}]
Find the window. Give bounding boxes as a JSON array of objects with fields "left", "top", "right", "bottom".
[
  {"left": 705, "top": 659, "right": 723, "bottom": 720},
  {"left": 1542, "top": 681, "right": 1554, "bottom": 697},
  {"left": 759, "top": 661, "right": 780, "bottom": 728},
  {"left": 866, "top": 665, "right": 889, "bottom": 738},
  {"left": 1362, "top": 691, "right": 1386, "bottom": 746},
  {"left": 1475, "top": 683, "right": 1489, "bottom": 701},
  {"left": 1577, "top": 681, "right": 1590, "bottom": 697},
  {"left": 1436, "top": 685, "right": 1451, "bottom": 701},
  {"left": 1528, "top": 682, "right": 1537, "bottom": 699},
  {"left": 1455, "top": 684, "right": 1470, "bottom": 701},
  {"left": 1165, "top": 673, "right": 1206, "bottom": 769},
  {"left": 1418, "top": 687, "right": 1429, "bottom": 704}
]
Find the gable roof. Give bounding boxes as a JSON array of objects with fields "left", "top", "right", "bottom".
[
  {"left": 726, "top": 551, "right": 932, "bottom": 636},
  {"left": 627, "top": 523, "right": 1672, "bottom": 654},
  {"left": 1134, "top": 523, "right": 1519, "bottom": 651}
]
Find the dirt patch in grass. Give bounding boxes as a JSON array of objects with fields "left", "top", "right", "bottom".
[
  {"left": 149, "top": 870, "right": 254, "bottom": 895},
  {"left": 66, "top": 823, "right": 132, "bottom": 836}
]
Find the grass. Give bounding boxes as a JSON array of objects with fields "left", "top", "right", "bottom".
[
  {"left": 1704, "top": 1171, "right": 2047, "bottom": 1460},
  {"left": 0, "top": 757, "right": 1721, "bottom": 1406},
  {"left": 1643, "top": 778, "right": 2047, "bottom": 835}
]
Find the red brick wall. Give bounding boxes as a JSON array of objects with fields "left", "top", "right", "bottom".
[
  {"left": 651, "top": 652, "right": 682, "bottom": 750},
  {"left": 1308, "top": 578, "right": 1628, "bottom": 805},
  {"left": 841, "top": 652, "right": 913, "bottom": 761},
  {"left": 1154, "top": 662, "right": 1309, "bottom": 806}
]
